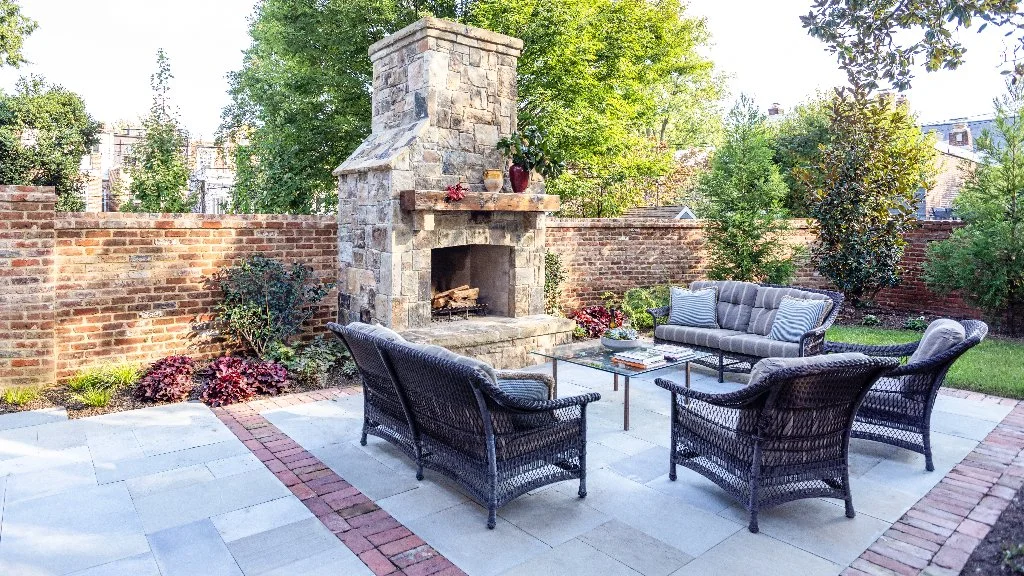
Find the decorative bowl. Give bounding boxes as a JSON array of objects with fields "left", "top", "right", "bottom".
[{"left": 601, "top": 336, "right": 642, "bottom": 351}]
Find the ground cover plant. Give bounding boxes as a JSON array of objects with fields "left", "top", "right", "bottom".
[
  {"left": 827, "top": 325, "right": 1024, "bottom": 399},
  {"left": 135, "top": 355, "right": 197, "bottom": 403},
  {"left": 67, "top": 363, "right": 141, "bottom": 407}
]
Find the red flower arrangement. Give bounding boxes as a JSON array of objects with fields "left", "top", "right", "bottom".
[
  {"left": 444, "top": 182, "right": 467, "bottom": 202},
  {"left": 568, "top": 306, "right": 626, "bottom": 339}
]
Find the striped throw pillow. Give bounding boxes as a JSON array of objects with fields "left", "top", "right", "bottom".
[
  {"left": 768, "top": 296, "right": 828, "bottom": 343},
  {"left": 668, "top": 287, "right": 719, "bottom": 329}
]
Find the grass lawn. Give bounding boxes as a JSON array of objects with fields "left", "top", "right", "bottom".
[{"left": 827, "top": 325, "right": 1024, "bottom": 400}]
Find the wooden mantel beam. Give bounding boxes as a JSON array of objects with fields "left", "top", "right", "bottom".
[{"left": 399, "top": 190, "right": 561, "bottom": 212}]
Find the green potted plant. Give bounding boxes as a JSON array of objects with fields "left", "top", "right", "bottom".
[{"left": 497, "top": 126, "right": 565, "bottom": 193}]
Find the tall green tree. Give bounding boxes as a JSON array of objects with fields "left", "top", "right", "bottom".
[
  {"left": 771, "top": 94, "right": 830, "bottom": 216},
  {"left": 802, "top": 0, "right": 1024, "bottom": 90},
  {"left": 0, "top": 76, "right": 100, "bottom": 210},
  {"left": 220, "top": 0, "right": 722, "bottom": 215},
  {"left": 925, "top": 85, "right": 1024, "bottom": 335},
  {"left": 122, "top": 49, "right": 193, "bottom": 213},
  {"left": 807, "top": 89, "right": 936, "bottom": 304},
  {"left": 0, "top": 0, "right": 36, "bottom": 68},
  {"left": 696, "top": 96, "right": 795, "bottom": 284}
]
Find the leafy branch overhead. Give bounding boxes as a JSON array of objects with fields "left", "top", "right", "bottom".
[
  {"left": 802, "top": 0, "right": 1024, "bottom": 91},
  {"left": 0, "top": 0, "right": 36, "bottom": 68}
]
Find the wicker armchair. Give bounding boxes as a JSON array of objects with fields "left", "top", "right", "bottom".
[
  {"left": 826, "top": 319, "right": 988, "bottom": 471},
  {"left": 655, "top": 353, "right": 899, "bottom": 533},
  {"left": 376, "top": 338, "right": 600, "bottom": 529}
]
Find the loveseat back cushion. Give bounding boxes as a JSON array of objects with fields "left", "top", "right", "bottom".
[
  {"left": 668, "top": 287, "right": 719, "bottom": 328},
  {"left": 407, "top": 342, "right": 498, "bottom": 386},
  {"left": 748, "top": 352, "right": 868, "bottom": 387},
  {"left": 909, "top": 319, "right": 966, "bottom": 364},
  {"left": 768, "top": 296, "right": 829, "bottom": 343},
  {"left": 747, "top": 287, "right": 832, "bottom": 336},
  {"left": 691, "top": 280, "right": 758, "bottom": 331}
]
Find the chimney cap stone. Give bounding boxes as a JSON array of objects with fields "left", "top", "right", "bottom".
[{"left": 368, "top": 17, "right": 523, "bottom": 62}]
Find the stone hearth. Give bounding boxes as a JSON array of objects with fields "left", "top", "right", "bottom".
[{"left": 333, "top": 18, "right": 572, "bottom": 368}]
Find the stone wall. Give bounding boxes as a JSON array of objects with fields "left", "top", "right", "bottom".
[
  {"left": 0, "top": 187, "right": 338, "bottom": 388},
  {"left": 545, "top": 218, "right": 982, "bottom": 319}
]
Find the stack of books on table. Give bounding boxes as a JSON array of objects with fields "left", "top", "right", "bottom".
[
  {"left": 611, "top": 349, "right": 668, "bottom": 370},
  {"left": 652, "top": 344, "right": 695, "bottom": 361}
]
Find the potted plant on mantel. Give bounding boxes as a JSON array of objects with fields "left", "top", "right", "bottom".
[{"left": 496, "top": 126, "right": 564, "bottom": 193}]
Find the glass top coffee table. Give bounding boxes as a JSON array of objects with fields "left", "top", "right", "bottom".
[{"left": 532, "top": 342, "right": 715, "bottom": 431}]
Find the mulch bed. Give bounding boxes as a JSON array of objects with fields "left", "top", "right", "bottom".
[
  {"left": 836, "top": 303, "right": 941, "bottom": 331},
  {"left": 0, "top": 369, "right": 358, "bottom": 419},
  {"left": 962, "top": 484, "right": 1024, "bottom": 575}
]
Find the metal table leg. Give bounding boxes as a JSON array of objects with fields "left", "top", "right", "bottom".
[
  {"left": 685, "top": 362, "right": 691, "bottom": 406},
  {"left": 552, "top": 358, "right": 558, "bottom": 398},
  {"left": 623, "top": 376, "right": 630, "bottom": 431},
  {"left": 613, "top": 373, "right": 619, "bottom": 392}
]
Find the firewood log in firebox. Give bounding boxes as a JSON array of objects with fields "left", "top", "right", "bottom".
[{"left": 431, "top": 285, "right": 480, "bottom": 309}]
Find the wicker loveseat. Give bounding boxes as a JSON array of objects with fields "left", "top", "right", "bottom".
[
  {"left": 656, "top": 353, "right": 899, "bottom": 533},
  {"left": 649, "top": 281, "right": 844, "bottom": 382},
  {"left": 328, "top": 322, "right": 600, "bottom": 528}
]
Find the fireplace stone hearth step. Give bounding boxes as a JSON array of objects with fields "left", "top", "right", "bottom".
[{"left": 400, "top": 314, "right": 575, "bottom": 370}]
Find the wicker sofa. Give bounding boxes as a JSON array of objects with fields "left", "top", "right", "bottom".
[
  {"left": 328, "top": 322, "right": 600, "bottom": 528},
  {"left": 649, "top": 281, "right": 844, "bottom": 382}
]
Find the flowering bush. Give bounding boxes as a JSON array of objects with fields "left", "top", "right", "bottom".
[
  {"left": 444, "top": 182, "right": 467, "bottom": 202},
  {"left": 200, "top": 357, "right": 256, "bottom": 406},
  {"left": 136, "top": 356, "right": 196, "bottom": 402},
  {"left": 199, "top": 356, "right": 289, "bottom": 406},
  {"left": 568, "top": 306, "right": 626, "bottom": 339}
]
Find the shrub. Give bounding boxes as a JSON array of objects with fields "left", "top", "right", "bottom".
[
  {"left": 697, "top": 96, "right": 796, "bottom": 284},
  {"left": 136, "top": 356, "right": 197, "bottom": 403},
  {"left": 2, "top": 386, "right": 41, "bottom": 406},
  {"left": 544, "top": 252, "right": 565, "bottom": 316},
  {"left": 925, "top": 84, "right": 1024, "bottom": 336},
  {"left": 250, "top": 360, "right": 288, "bottom": 395},
  {"left": 903, "top": 316, "right": 929, "bottom": 331},
  {"left": 267, "top": 336, "right": 349, "bottom": 388},
  {"left": 568, "top": 306, "right": 626, "bottom": 339},
  {"left": 201, "top": 357, "right": 257, "bottom": 407},
  {"left": 806, "top": 88, "right": 936, "bottom": 304},
  {"left": 861, "top": 314, "right": 880, "bottom": 326},
  {"left": 213, "top": 255, "right": 333, "bottom": 356},
  {"left": 620, "top": 286, "right": 670, "bottom": 331}
]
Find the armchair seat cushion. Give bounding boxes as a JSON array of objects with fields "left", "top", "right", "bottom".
[
  {"left": 720, "top": 334, "right": 800, "bottom": 359},
  {"left": 654, "top": 325, "right": 746, "bottom": 349}
]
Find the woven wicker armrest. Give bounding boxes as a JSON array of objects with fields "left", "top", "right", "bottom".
[
  {"left": 496, "top": 371, "right": 555, "bottom": 399},
  {"left": 799, "top": 326, "right": 829, "bottom": 356},
  {"left": 824, "top": 340, "right": 919, "bottom": 358},
  {"left": 654, "top": 377, "right": 768, "bottom": 409},
  {"left": 493, "top": 391, "right": 602, "bottom": 412},
  {"left": 648, "top": 306, "right": 670, "bottom": 328}
]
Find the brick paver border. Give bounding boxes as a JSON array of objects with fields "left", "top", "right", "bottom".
[
  {"left": 213, "top": 387, "right": 466, "bottom": 576},
  {"left": 217, "top": 386, "right": 1024, "bottom": 576},
  {"left": 844, "top": 389, "right": 1024, "bottom": 576}
]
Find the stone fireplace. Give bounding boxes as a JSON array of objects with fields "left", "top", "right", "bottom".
[{"left": 333, "top": 17, "right": 573, "bottom": 368}]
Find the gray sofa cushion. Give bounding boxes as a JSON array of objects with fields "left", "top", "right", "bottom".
[
  {"left": 668, "top": 287, "right": 719, "bottom": 328},
  {"left": 655, "top": 324, "right": 746, "bottom": 349},
  {"left": 909, "top": 319, "right": 966, "bottom": 364},
  {"left": 494, "top": 378, "right": 549, "bottom": 401},
  {"left": 406, "top": 342, "right": 498, "bottom": 385},
  {"left": 748, "top": 352, "right": 868, "bottom": 387},
  {"left": 720, "top": 333, "right": 800, "bottom": 359},
  {"left": 347, "top": 322, "right": 406, "bottom": 342},
  {"left": 747, "top": 286, "right": 832, "bottom": 336},
  {"left": 692, "top": 280, "right": 758, "bottom": 331}
]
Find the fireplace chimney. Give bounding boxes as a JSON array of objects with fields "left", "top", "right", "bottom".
[
  {"left": 948, "top": 121, "right": 972, "bottom": 148},
  {"left": 767, "top": 102, "right": 784, "bottom": 116}
]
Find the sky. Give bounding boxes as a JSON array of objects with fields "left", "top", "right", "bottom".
[{"left": 1, "top": 0, "right": 1016, "bottom": 138}]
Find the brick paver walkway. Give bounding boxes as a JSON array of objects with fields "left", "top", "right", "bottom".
[
  {"left": 845, "top": 390, "right": 1024, "bottom": 576},
  {"left": 214, "top": 388, "right": 466, "bottom": 576}
]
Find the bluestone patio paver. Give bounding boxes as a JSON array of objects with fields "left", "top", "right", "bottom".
[
  {"left": 499, "top": 538, "right": 642, "bottom": 576},
  {"left": 578, "top": 520, "right": 693, "bottom": 576},
  {"left": 66, "top": 552, "right": 161, "bottom": 576},
  {"left": 148, "top": 519, "right": 243, "bottom": 576},
  {"left": 225, "top": 517, "right": 354, "bottom": 576},
  {"left": 211, "top": 496, "right": 315, "bottom": 542}
]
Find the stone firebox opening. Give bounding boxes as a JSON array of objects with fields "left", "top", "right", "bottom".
[{"left": 431, "top": 244, "right": 512, "bottom": 318}]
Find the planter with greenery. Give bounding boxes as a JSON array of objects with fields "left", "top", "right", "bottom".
[{"left": 497, "top": 127, "right": 564, "bottom": 193}]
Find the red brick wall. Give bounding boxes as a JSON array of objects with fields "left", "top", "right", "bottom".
[
  {"left": 0, "top": 186, "right": 57, "bottom": 389},
  {"left": 52, "top": 213, "right": 338, "bottom": 380},
  {"left": 0, "top": 186, "right": 339, "bottom": 388},
  {"left": 546, "top": 218, "right": 981, "bottom": 319}
]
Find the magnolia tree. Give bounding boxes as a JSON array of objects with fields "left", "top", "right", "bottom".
[
  {"left": 807, "top": 89, "right": 936, "bottom": 305},
  {"left": 926, "top": 85, "right": 1024, "bottom": 335}
]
